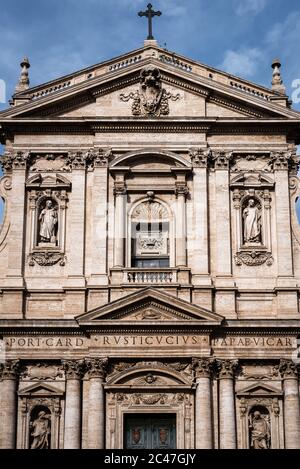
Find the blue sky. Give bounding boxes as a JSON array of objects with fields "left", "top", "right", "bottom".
[{"left": 1, "top": 0, "right": 300, "bottom": 221}]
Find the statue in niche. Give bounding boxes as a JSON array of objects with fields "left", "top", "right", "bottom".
[
  {"left": 39, "top": 199, "right": 58, "bottom": 244},
  {"left": 30, "top": 410, "right": 51, "bottom": 449},
  {"left": 249, "top": 410, "right": 271, "bottom": 449},
  {"left": 243, "top": 198, "right": 261, "bottom": 244}
]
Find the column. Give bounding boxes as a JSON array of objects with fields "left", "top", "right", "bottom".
[
  {"left": 280, "top": 360, "right": 300, "bottom": 449},
  {"left": 67, "top": 152, "right": 86, "bottom": 281},
  {"left": 86, "top": 358, "right": 108, "bottom": 449},
  {"left": 0, "top": 360, "right": 20, "bottom": 449},
  {"left": 190, "top": 150, "right": 209, "bottom": 276},
  {"left": 113, "top": 186, "right": 127, "bottom": 268},
  {"left": 193, "top": 358, "right": 213, "bottom": 449},
  {"left": 89, "top": 149, "right": 109, "bottom": 284},
  {"left": 273, "top": 153, "right": 294, "bottom": 278},
  {"left": 217, "top": 359, "right": 238, "bottom": 449},
  {"left": 63, "top": 360, "right": 84, "bottom": 449},
  {"left": 7, "top": 153, "right": 27, "bottom": 282},
  {"left": 213, "top": 152, "right": 232, "bottom": 276}
]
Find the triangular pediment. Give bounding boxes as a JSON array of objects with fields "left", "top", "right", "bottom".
[
  {"left": 237, "top": 383, "right": 282, "bottom": 396},
  {"left": 76, "top": 288, "right": 224, "bottom": 325},
  {"left": 1, "top": 44, "right": 299, "bottom": 122},
  {"left": 18, "top": 382, "right": 64, "bottom": 397}
]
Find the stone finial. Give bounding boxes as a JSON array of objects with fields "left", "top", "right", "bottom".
[
  {"left": 15, "top": 57, "right": 30, "bottom": 93},
  {"left": 271, "top": 58, "right": 286, "bottom": 95}
]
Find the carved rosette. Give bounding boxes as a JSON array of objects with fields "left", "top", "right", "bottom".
[
  {"left": 0, "top": 359, "right": 21, "bottom": 379},
  {"left": 279, "top": 359, "right": 299, "bottom": 379},
  {"left": 216, "top": 359, "right": 239, "bottom": 379},
  {"left": 189, "top": 148, "right": 211, "bottom": 168},
  {"left": 28, "top": 252, "right": 66, "bottom": 267},
  {"left": 85, "top": 358, "right": 108, "bottom": 379},
  {"left": 212, "top": 150, "right": 233, "bottom": 170},
  {"left": 62, "top": 359, "right": 85, "bottom": 380},
  {"left": 192, "top": 357, "right": 213, "bottom": 379},
  {"left": 235, "top": 251, "right": 274, "bottom": 267}
]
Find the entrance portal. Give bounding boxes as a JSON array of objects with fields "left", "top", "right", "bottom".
[{"left": 124, "top": 414, "right": 176, "bottom": 449}]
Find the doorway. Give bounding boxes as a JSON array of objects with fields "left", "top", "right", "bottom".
[{"left": 124, "top": 414, "right": 176, "bottom": 449}]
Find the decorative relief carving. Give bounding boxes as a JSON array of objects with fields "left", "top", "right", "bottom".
[
  {"left": 29, "top": 153, "right": 70, "bottom": 172},
  {"left": 231, "top": 154, "right": 271, "bottom": 173},
  {"left": 21, "top": 364, "right": 64, "bottom": 381},
  {"left": 85, "top": 357, "right": 108, "bottom": 379},
  {"left": 235, "top": 251, "right": 274, "bottom": 267},
  {"left": 132, "top": 393, "right": 167, "bottom": 405},
  {"left": 120, "top": 66, "right": 180, "bottom": 117},
  {"left": 28, "top": 251, "right": 66, "bottom": 267},
  {"left": 107, "top": 360, "right": 193, "bottom": 383}
]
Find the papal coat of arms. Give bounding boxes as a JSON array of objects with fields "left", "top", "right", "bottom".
[{"left": 120, "top": 66, "right": 180, "bottom": 117}]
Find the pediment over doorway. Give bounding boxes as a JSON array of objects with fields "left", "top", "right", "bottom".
[{"left": 76, "top": 288, "right": 224, "bottom": 326}]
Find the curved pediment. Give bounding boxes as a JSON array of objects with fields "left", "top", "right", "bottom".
[
  {"left": 110, "top": 150, "right": 191, "bottom": 169},
  {"left": 76, "top": 287, "right": 224, "bottom": 326}
]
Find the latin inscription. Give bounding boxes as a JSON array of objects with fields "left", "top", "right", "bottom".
[{"left": 212, "top": 336, "right": 295, "bottom": 348}]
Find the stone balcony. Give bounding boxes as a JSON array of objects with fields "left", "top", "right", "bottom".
[{"left": 110, "top": 268, "right": 191, "bottom": 285}]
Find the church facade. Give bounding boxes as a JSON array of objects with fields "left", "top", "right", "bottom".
[{"left": 0, "top": 37, "right": 300, "bottom": 450}]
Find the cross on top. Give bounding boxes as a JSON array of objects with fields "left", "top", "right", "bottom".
[{"left": 138, "top": 3, "right": 162, "bottom": 40}]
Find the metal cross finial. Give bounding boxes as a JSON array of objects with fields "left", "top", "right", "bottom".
[{"left": 138, "top": 3, "right": 162, "bottom": 40}]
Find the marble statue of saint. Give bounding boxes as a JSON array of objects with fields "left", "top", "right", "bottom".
[
  {"left": 39, "top": 200, "right": 58, "bottom": 243},
  {"left": 243, "top": 199, "right": 261, "bottom": 243},
  {"left": 30, "top": 411, "right": 51, "bottom": 449},
  {"left": 250, "top": 411, "right": 271, "bottom": 449}
]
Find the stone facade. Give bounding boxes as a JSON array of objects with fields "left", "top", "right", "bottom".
[{"left": 0, "top": 40, "right": 300, "bottom": 449}]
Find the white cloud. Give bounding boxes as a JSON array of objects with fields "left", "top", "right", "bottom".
[
  {"left": 235, "top": 0, "right": 267, "bottom": 16},
  {"left": 219, "top": 48, "right": 264, "bottom": 78}
]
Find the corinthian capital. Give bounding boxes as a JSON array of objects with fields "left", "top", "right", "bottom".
[
  {"left": 86, "top": 148, "right": 113, "bottom": 168},
  {"left": 0, "top": 151, "right": 28, "bottom": 171},
  {"left": 0, "top": 359, "right": 21, "bottom": 379},
  {"left": 279, "top": 359, "right": 298, "bottom": 379},
  {"left": 215, "top": 359, "right": 238, "bottom": 379},
  {"left": 189, "top": 148, "right": 211, "bottom": 168},
  {"left": 62, "top": 359, "right": 85, "bottom": 379},
  {"left": 85, "top": 357, "right": 108, "bottom": 379},
  {"left": 212, "top": 150, "right": 233, "bottom": 170},
  {"left": 192, "top": 357, "right": 213, "bottom": 378},
  {"left": 68, "top": 151, "right": 86, "bottom": 170}
]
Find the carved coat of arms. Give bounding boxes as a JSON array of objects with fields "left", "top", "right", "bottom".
[{"left": 120, "top": 66, "right": 180, "bottom": 117}]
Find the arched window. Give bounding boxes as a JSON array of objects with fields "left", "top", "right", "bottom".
[{"left": 130, "top": 196, "right": 170, "bottom": 268}]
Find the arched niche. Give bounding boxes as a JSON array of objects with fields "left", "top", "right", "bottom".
[{"left": 29, "top": 405, "right": 52, "bottom": 449}]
